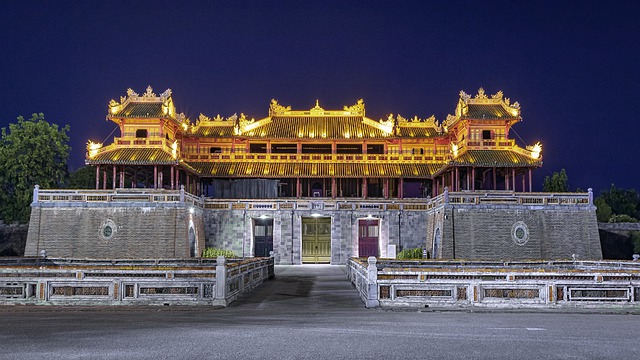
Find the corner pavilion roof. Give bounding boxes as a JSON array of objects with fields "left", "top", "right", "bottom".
[
  {"left": 452, "top": 150, "right": 542, "bottom": 167},
  {"left": 88, "top": 148, "right": 177, "bottom": 165}
]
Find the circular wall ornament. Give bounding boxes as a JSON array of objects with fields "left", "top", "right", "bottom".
[
  {"left": 100, "top": 219, "right": 117, "bottom": 240},
  {"left": 511, "top": 221, "right": 529, "bottom": 246}
]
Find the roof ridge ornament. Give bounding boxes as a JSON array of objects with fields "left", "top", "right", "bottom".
[
  {"left": 310, "top": 100, "right": 325, "bottom": 114},
  {"left": 475, "top": 87, "right": 488, "bottom": 99},
  {"left": 269, "top": 99, "right": 291, "bottom": 116},
  {"left": 343, "top": 99, "right": 365, "bottom": 115},
  {"left": 143, "top": 85, "right": 156, "bottom": 98}
]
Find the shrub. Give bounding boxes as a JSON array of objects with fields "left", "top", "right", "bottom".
[
  {"left": 201, "top": 247, "right": 236, "bottom": 258},
  {"left": 608, "top": 214, "right": 639, "bottom": 223},
  {"left": 397, "top": 248, "right": 424, "bottom": 259},
  {"left": 631, "top": 232, "right": 640, "bottom": 254}
]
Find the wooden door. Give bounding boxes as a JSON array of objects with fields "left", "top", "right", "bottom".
[
  {"left": 302, "top": 217, "right": 331, "bottom": 263},
  {"left": 358, "top": 219, "right": 379, "bottom": 258},
  {"left": 253, "top": 218, "right": 273, "bottom": 257}
]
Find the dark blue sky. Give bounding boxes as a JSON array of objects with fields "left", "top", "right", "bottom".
[{"left": 1, "top": 1, "right": 638, "bottom": 193}]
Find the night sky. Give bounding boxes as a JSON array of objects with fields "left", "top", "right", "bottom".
[{"left": 1, "top": 1, "right": 638, "bottom": 194}]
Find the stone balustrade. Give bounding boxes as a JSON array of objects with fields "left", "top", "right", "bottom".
[
  {"left": 0, "top": 256, "right": 273, "bottom": 306},
  {"left": 347, "top": 257, "right": 640, "bottom": 309}
]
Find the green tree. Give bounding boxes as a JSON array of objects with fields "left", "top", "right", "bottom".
[
  {"left": 594, "top": 196, "right": 612, "bottom": 222},
  {"left": 67, "top": 166, "right": 97, "bottom": 189},
  {"left": 597, "top": 184, "right": 640, "bottom": 221},
  {"left": 542, "top": 169, "right": 569, "bottom": 192},
  {"left": 0, "top": 113, "right": 70, "bottom": 223}
]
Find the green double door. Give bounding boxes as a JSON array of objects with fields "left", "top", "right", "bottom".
[{"left": 302, "top": 217, "right": 331, "bottom": 263}]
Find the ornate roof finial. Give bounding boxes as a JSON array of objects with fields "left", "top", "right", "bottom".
[
  {"left": 475, "top": 87, "right": 487, "bottom": 99},
  {"left": 143, "top": 85, "right": 156, "bottom": 98},
  {"left": 343, "top": 99, "right": 365, "bottom": 115}
]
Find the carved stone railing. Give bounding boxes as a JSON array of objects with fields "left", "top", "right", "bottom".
[
  {"left": 0, "top": 256, "right": 273, "bottom": 306},
  {"left": 31, "top": 188, "right": 592, "bottom": 210},
  {"left": 347, "top": 258, "right": 640, "bottom": 309}
]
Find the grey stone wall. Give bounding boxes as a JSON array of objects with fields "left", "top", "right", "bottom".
[
  {"left": 202, "top": 208, "right": 431, "bottom": 265},
  {"left": 437, "top": 204, "right": 602, "bottom": 260},
  {"left": 25, "top": 202, "right": 204, "bottom": 259}
]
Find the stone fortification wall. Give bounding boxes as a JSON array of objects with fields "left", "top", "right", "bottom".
[
  {"left": 202, "top": 207, "right": 429, "bottom": 265},
  {"left": 436, "top": 204, "right": 601, "bottom": 260},
  {"left": 25, "top": 202, "right": 204, "bottom": 259}
]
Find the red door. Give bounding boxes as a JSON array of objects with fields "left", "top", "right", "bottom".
[{"left": 358, "top": 219, "right": 379, "bottom": 257}]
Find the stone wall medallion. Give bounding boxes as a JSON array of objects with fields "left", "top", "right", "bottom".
[
  {"left": 100, "top": 219, "right": 117, "bottom": 240},
  {"left": 511, "top": 221, "right": 529, "bottom": 246}
]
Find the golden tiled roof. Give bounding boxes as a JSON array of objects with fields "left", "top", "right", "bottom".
[
  {"left": 186, "top": 161, "right": 441, "bottom": 178},
  {"left": 192, "top": 126, "right": 235, "bottom": 137},
  {"left": 396, "top": 127, "right": 439, "bottom": 138},
  {"left": 87, "top": 148, "right": 177, "bottom": 165},
  {"left": 242, "top": 116, "right": 390, "bottom": 140},
  {"left": 464, "top": 104, "right": 519, "bottom": 120},
  {"left": 452, "top": 150, "right": 542, "bottom": 167},
  {"left": 113, "top": 103, "right": 165, "bottom": 118}
]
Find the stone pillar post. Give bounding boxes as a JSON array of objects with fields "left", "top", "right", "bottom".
[
  {"left": 180, "top": 185, "right": 185, "bottom": 202},
  {"left": 366, "top": 256, "right": 379, "bottom": 308},
  {"left": 444, "top": 186, "right": 449, "bottom": 204},
  {"left": 32, "top": 185, "right": 39, "bottom": 204},
  {"left": 213, "top": 256, "right": 227, "bottom": 306},
  {"left": 588, "top": 188, "right": 593, "bottom": 205}
]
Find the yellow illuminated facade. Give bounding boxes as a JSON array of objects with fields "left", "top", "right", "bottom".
[{"left": 86, "top": 86, "right": 542, "bottom": 197}]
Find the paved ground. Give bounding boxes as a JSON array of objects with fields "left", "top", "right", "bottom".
[{"left": 1, "top": 265, "right": 639, "bottom": 359}]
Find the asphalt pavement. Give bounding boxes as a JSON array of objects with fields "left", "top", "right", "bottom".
[{"left": 1, "top": 265, "right": 639, "bottom": 359}]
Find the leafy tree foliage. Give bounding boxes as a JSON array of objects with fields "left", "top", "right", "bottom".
[
  {"left": 67, "top": 166, "right": 97, "bottom": 189},
  {"left": 594, "top": 197, "right": 612, "bottom": 222},
  {"left": 542, "top": 169, "right": 569, "bottom": 192},
  {"left": 596, "top": 184, "right": 640, "bottom": 222},
  {"left": 0, "top": 114, "right": 70, "bottom": 223}
]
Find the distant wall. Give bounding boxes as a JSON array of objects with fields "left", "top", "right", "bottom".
[
  {"left": 25, "top": 202, "right": 205, "bottom": 259},
  {"left": 598, "top": 222, "right": 640, "bottom": 260},
  {"left": 0, "top": 223, "right": 29, "bottom": 256}
]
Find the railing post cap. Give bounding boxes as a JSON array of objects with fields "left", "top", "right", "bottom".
[
  {"left": 367, "top": 256, "right": 377, "bottom": 265},
  {"left": 217, "top": 256, "right": 226, "bottom": 265}
]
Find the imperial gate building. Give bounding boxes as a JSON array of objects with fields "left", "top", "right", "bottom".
[{"left": 25, "top": 87, "right": 602, "bottom": 263}]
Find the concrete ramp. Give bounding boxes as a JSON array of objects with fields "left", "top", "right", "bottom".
[{"left": 229, "top": 265, "right": 365, "bottom": 312}]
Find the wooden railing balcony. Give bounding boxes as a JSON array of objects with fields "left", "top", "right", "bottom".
[{"left": 182, "top": 152, "right": 451, "bottom": 164}]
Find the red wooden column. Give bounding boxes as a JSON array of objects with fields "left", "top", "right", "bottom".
[
  {"left": 95, "top": 165, "right": 100, "bottom": 190},
  {"left": 493, "top": 167, "right": 497, "bottom": 190},
  {"left": 362, "top": 178, "right": 368, "bottom": 198},
  {"left": 331, "top": 177, "right": 337, "bottom": 199},
  {"left": 472, "top": 167, "right": 476, "bottom": 191},
  {"left": 159, "top": 167, "right": 163, "bottom": 189},
  {"left": 454, "top": 167, "right": 459, "bottom": 191},
  {"left": 296, "top": 177, "right": 301, "bottom": 198},
  {"left": 102, "top": 170, "right": 107, "bottom": 190},
  {"left": 153, "top": 166, "right": 158, "bottom": 189},
  {"left": 512, "top": 168, "right": 516, "bottom": 192},
  {"left": 112, "top": 166, "right": 116, "bottom": 190},
  {"left": 505, "top": 171, "right": 509, "bottom": 191},
  {"left": 383, "top": 178, "right": 389, "bottom": 199},
  {"left": 119, "top": 166, "right": 124, "bottom": 188},
  {"left": 528, "top": 168, "right": 532, "bottom": 192},
  {"left": 398, "top": 178, "right": 404, "bottom": 199},
  {"left": 522, "top": 173, "right": 525, "bottom": 192},
  {"left": 171, "top": 166, "right": 175, "bottom": 190},
  {"left": 133, "top": 167, "right": 137, "bottom": 188}
]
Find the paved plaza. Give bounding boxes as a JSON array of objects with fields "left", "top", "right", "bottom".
[{"left": 1, "top": 265, "right": 639, "bottom": 359}]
